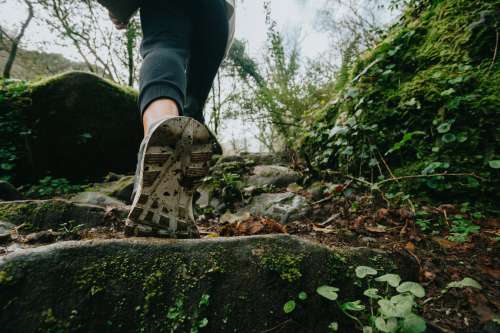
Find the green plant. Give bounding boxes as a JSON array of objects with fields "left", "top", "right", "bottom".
[
  {"left": 24, "top": 177, "right": 83, "bottom": 198},
  {"left": 316, "top": 266, "right": 426, "bottom": 332},
  {"left": 283, "top": 291, "right": 308, "bottom": 314},
  {"left": 447, "top": 215, "right": 480, "bottom": 243},
  {"left": 58, "top": 220, "right": 85, "bottom": 237}
]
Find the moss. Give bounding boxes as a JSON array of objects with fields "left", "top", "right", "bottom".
[
  {"left": 0, "top": 270, "right": 13, "bottom": 285},
  {"left": 301, "top": 0, "right": 499, "bottom": 210},
  {"left": 259, "top": 248, "right": 304, "bottom": 283}
]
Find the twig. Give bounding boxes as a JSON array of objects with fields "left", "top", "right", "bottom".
[
  {"left": 261, "top": 319, "right": 292, "bottom": 333},
  {"left": 377, "top": 149, "right": 397, "bottom": 181},
  {"left": 377, "top": 172, "right": 482, "bottom": 186},
  {"left": 488, "top": 30, "right": 499, "bottom": 74}
]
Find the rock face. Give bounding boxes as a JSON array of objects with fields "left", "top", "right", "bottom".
[
  {"left": 1, "top": 72, "right": 142, "bottom": 184},
  {"left": 240, "top": 192, "right": 311, "bottom": 224},
  {"left": 247, "top": 165, "right": 301, "bottom": 188},
  {"left": 0, "top": 199, "right": 127, "bottom": 232},
  {"left": 0, "top": 181, "right": 22, "bottom": 201},
  {"left": 0, "top": 235, "right": 415, "bottom": 333}
]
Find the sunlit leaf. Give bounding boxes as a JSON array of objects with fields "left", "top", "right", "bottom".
[
  {"left": 283, "top": 300, "right": 296, "bottom": 314},
  {"left": 364, "top": 288, "right": 381, "bottom": 299},
  {"left": 375, "top": 274, "right": 401, "bottom": 288},
  {"left": 397, "top": 282, "right": 425, "bottom": 298},
  {"left": 402, "top": 314, "right": 426, "bottom": 333},
  {"left": 446, "top": 277, "right": 482, "bottom": 290},
  {"left": 375, "top": 317, "right": 398, "bottom": 333},
  {"left": 355, "top": 266, "right": 377, "bottom": 279},
  {"left": 317, "top": 286, "right": 339, "bottom": 301},
  {"left": 341, "top": 300, "right": 365, "bottom": 312}
]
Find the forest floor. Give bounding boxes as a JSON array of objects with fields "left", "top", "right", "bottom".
[{"left": 1, "top": 164, "right": 499, "bottom": 332}]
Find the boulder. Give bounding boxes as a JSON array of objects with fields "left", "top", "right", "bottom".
[
  {"left": 0, "top": 199, "right": 127, "bottom": 232},
  {"left": 0, "top": 235, "right": 416, "bottom": 333},
  {"left": 70, "top": 192, "right": 126, "bottom": 207},
  {"left": 247, "top": 165, "right": 301, "bottom": 188},
  {"left": 240, "top": 192, "right": 311, "bottom": 224},
  {"left": 0, "top": 72, "right": 142, "bottom": 184},
  {"left": 0, "top": 181, "right": 23, "bottom": 201},
  {"left": 88, "top": 175, "right": 135, "bottom": 203},
  {"left": 0, "top": 221, "right": 15, "bottom": 243}
]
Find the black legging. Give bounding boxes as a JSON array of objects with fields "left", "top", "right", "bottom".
[{"left": 139, "top": 0, "right": 229, "bottom": 124}]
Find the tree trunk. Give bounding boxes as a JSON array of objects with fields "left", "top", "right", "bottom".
[{"left": 2, "top": 0, "right": 34, "bottom": 78}]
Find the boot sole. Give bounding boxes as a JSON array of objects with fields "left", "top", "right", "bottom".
[{"left": 125, "top": 117, "right": 215, "bottom": 238}]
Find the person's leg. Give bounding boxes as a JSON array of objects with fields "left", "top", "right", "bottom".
[
  {"left": 139, "top": 0, "right": 192, "bottom": 135},
  {"left": 184, "top": 0, "right": 229, "bottom": 124}
]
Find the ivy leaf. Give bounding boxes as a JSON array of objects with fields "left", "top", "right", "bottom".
[
  {"left": 375, "top": 317, "right": 398, "bottom": 333},
  {"left": 364, "top": 288, "right": 381, "bottom": 299},
  {"left": 402, "top": 314, "right": 426, "bottom": 333},
  {"left": 355, "top": 266, "right": 377, "bottom": 279},
  {"left": 397, "top": 282, "right": 425, "bottom": 298},
  {"left": 375, "top": 274, "right": 401, "bottom": 288},
  {"left": 378, "top": 299, "right": 412, "bottom": 318},
  {"left": 437, "top": 123, "right": 451, "bottom": 134},
  {"left": 283, "top": 300, "right": 296, "bottom": 314},
  {"left": 442, "top": 133, "right": 456, "bottom": 143},
  {"left": 298, "top": 292, "right": 308, "bottom": 300},
  {"left": 317, "top": 286, "right": 339, "bottom": 301},
  {"left": 488, "top": 160, "right": 500, "bottom": 169},
  {"left": 341, "top": 300, "right": 365, "bottom": 312},
  {"left": 446, "top": 277, "right": 482, "bottom": 290}
]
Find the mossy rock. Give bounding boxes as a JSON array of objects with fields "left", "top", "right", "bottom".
[
  {"left": 0, "top": 199, "right": 127, "bottom": 233},
  {"left": 0, "top": 235, "right": 416, "bottom": 332},
  {"left": 0, "top": 71, "right": 142, "bottom": 185}
]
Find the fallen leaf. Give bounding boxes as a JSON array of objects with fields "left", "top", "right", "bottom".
[
  {"left": 366, "top": 225, "right": 387, "bottom": 233},
  {"left": 376, "top": 208, "right": 389, "bottom": 221},
  {"left": 405, "top": 242, "right": 416, "bottom": 252}
]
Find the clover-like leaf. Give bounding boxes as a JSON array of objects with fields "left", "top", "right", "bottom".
[
  {"left": 341, "top": 300, "right": 365, "bottom": 312},
  {"left": 375, "top": 274, "right": 401, "bottom": 288},
  {"left": 355, "top": 266, "right": 377, "bottom": 279},
  {"left": 446, "top": 277, "right": 482, "bottom": 290},
  {"left": 402, "top": 313, "right": 426, "bottom": 333},
  {"left": 488, "top": 160, "right": 500, "bottom": 169},
  {"left": 397, "top": 282, "right": 425, "bottom": 298},
  {"left": 298, "top": 292, "right": 308, "bottom": 300},
  {"left": 364, "top": 288, "right": 381, "bottom": 299},
  {"left": 317, "top": 285, "right": 339, "bottom": 301},
  {"left": 283, "top": 300, "right": 296, "bottom": 314},
  {"left": 375, "top": 317, "right": 398, "bottom": 333}
]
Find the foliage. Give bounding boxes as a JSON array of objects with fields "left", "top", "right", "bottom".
[
  {"left": 300, "top": 0, "right": 500, "bottom": 210},
  {"left": 317, "top": 266, "right": 426, "bottom": 332},
  {"left": 23, "top": 176, "right": 83, "bottom": 198},
  {"left": 0, "top": 78, "right": 31, "bottom": 182}
]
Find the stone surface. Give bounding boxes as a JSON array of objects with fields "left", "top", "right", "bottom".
[
  {"left": 0, "top": 199, "right": 127, "bottom": 232},
  {"left": 247, "top": 165, "right": 301, "bottom": 188},
  {"left": 0, "top": 221, "right": 14, "bottom": 244},
  {"left": 0, "top": 181, "right": 23, "bottom": 201},
  {"left": 239, "top": 192, "right": 311, "bottom": 224},
  {"left": 1, "top": 72, "right": 142, "bottom": 184},
  {"left": 70, "top": 192, "right": 126, "bottom": 207},
  {"left": 0, "top": 235, "right": 416, "bottom": 333},
  {"left": 90, "top": 175, "right": 135, "bottom": 203}
]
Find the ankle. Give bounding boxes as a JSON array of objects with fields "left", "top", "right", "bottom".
[{"left": 143, "top": 99, "right": 180, "bottom": 136}]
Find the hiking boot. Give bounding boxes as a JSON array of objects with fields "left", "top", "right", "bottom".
[{"left": 125, "top": 116, "right": 220, "bottom": 238}]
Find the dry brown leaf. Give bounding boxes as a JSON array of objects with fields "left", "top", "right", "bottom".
[{"left": 405, "top": 241, "right": 416, "bottom": 252}]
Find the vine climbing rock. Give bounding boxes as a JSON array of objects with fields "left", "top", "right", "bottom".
[
  {"left": 0, "top": 71, "right": 142, "bottom": 185},
  {"left": 0, "top": 235, "right": 416, "bottom": 332}
]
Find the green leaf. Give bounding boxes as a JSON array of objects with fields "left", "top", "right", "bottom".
[
  {"left": 437, "top": 123, "right": 451, "bottom": 134},
  {"left": 355, "top": 266, "right": 377, "bottom": 279},
  {"left": 379, "top": 297, "right": 413, "bottom": 318},
  {"left": 363, "top": 327, "right": 373, "bottom": 333},
  {"left": 298, "top": 292, "right": 308, "bottom": 300},
  {"left": 329, "top": 322, "right": 339, "bottom": 331},
  {"left": 375, "top": 317, "right": 398, "bottom": 333},
  {"left": 402, "top": 314, "right": 426, "bottom": 333},
  {"left": 442, "top": 133, "right": 456, "bottom": 143},
  {"left": 317, "top": 286, "right": 339, "bottom": 301},
  {"left": 441, "top": 88, "right": 455, "bottom": 96},
  {"left": 375, "top": 274, "right": 401, "bottom": 288},
  {"left": 364, "top": 288, "right": 381, "bottom": 299},
  {"left": 341, "top": 300, "right": 365, "bottom": 312},
  {"left": 488, "top": 160, "right": 500, "bottom": 169},
  {"left": 397, "top": 282, "right": 425, "bottom": 298},
  {"left": 198, "top": 318, "right": 209, "bottom": 328},
  {"left": 446, "top": 277, "right": 482, "bottom": 290},
  {"left": 283, "top": 300, "right": 296, "bottom": 314}
]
